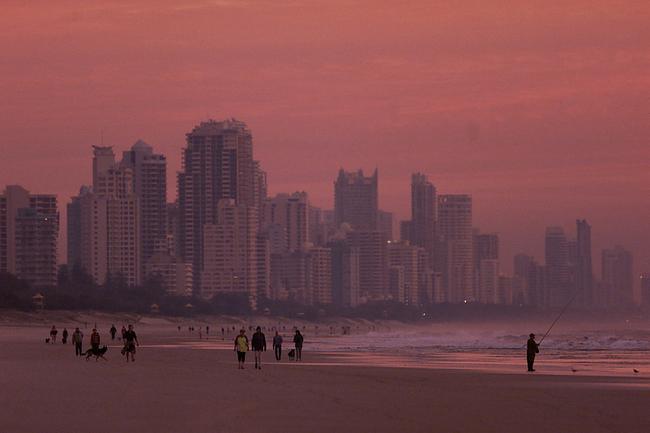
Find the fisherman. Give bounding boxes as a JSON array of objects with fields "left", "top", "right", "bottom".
[
  {"left": 527, "top": 333, "right": 539, "bottom": 372},
  {"left": 251, "top": 326, "right": 266, "bottom": 370},
  {"left": 234, "top": 329, "right": 249, "bottom": 369},
  {"left": 273, "top": 331, "right": 283, "bottom": 361}
]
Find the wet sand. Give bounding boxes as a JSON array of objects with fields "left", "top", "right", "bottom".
[{"left": 0, "top": 322, "right": 648, "bottom": 433}]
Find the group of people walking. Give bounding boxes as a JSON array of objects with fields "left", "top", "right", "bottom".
[
  {"left": 234, "top": 328, "right": 304, "bottom": 369},
  {"left": 49, "top": 323, "right": 139, "bottom": 362}
]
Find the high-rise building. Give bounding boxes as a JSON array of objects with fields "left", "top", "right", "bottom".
[
  {"left": 263, "top": 192, "right": 309, "bottom": 253},
  {"left": 545, "top": 226, "right": 569, "bottom": 307},
  {"left": 329, "top": 239, "right": 360, "bottom": 308},
  {"left": 399, "top": 220, "right": 412, "bottom": 243},
  {"left": 144, "top": 253, "right": 193, "bottom": 296},
  {"left": 253, "top": 161, "right": 267, "bottom": 224},
  {"left": 575, "top": 219, "right": 593, "bottom": 307},
  {"left": 334, "top": 169, "right": 378, "bottom": 231},
  {"left": 378, "top": 210, "right": 394, "bottom": 241},
  {"left": 121, "top": 140, "right": 167, "bottom": 275},
  {"left": 177, "top": 119, "right": 257, "bottom": 296},
  {"left": 347, "top": 230, "right": 388, "bottom": 301},
  {"left": 410, "top": 173, "right": 436, "bottom": 265},
  {"left": 0, "top": 185, "right": 59, "bottom": 287},
  {"left": 306, "top": 247, "right": 332, "bottom": 305},
  {"left": 437, "top": 194, "right": 473, "bottom": 303},
  {"left": 478, "top": 259, "right": 499, "bottom": 304},
  {"left": 513, "top": 254, "right": 546, "bottom": 306},
  {"left": 473, "top": 231, "right": 499, "bottom": 303},
  {"left": 601, "top": 246, "right": 634, "bottom": 307},
  {"left": 387, "top": 241, "right": 421, "bottom": 305},
  {"left": 200, "top": 199, "right": 258, "bottom": 304},
  {"left": 641, "top": 273, "right": 650, "bottom": 308}
]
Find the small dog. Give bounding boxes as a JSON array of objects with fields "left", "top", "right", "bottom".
[
  {"left": 83, "top": 345, "right": 108, "bottom": 361},
  {"left": 288, "top": 349, "right": 296, "bottom": 360},
  {"left": 45, "top": 338, "right": 50, "bottom": 344}
]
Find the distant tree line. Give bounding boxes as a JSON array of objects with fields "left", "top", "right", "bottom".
[{"left": 0, "top": 266, "right": 571, "bottom": 320}]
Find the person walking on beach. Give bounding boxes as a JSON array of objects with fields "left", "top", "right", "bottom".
[
  {"left": 72, "top": 328, "right": 83, "bottom": 356},
  {"left": 527, "top": 333, "right": 539, "bottom": 372},
  {"left": 273, "top": 331, "right": 283, "bottom": 361},
  {"left": 293, "top": 330, "right": 304, "bottom": 361},
  {"left": 62, "top": 328, "right": 69, "bottom": 344},
  {"left": 90, "top": 328, "right": 100, "bottom": 352},
  {"left": 121, "top": 325, "right": 127, "bottom": 341},
  {"left": 110, "top": 325, "right": 117, "bottom": 341},
  {"left": 49, "top": 326, "right": 58, "bottom": 344},
  {"left": 234, "top": 329, "right": 249, "bottom": 370},
  {"left": 252, "top": 326, "right": 266, "bottom": 370},
  {"left": 123, "top": 325, "right": 139, "bottom": 362}
]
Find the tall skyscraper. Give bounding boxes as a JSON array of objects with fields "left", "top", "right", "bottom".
[
  {"left": 377, "top": 210, "right": 394, "bottom": 241},
  {"left": 387, "top": 241, "right": 421, "bottom": 305},
  {"left": 473, "top": 231, "right": 499, "bottom": 304},
  {"left": 121, "top": 140, "right": 167, "bottom": 275},
  {"left": 263, "top": 192, "right": 309, "bottom": 253},
  {"left": 200, "top": 199, "right": 258, "bottom": 303},
  {"left": 177, "top": 119, "right": 258, "bottom": 300},
  {"left": 641, "top": 273, "right": 650, "bottom": 308},
  {"left": 329, "top": 238, "right": 360, "bottom": 308},
  {"left": 410, "top": 173, "right": 436, "bottom": 265},
  {"left": 0, "top": 185, "right": 59, "bottom": 287},
  {"left": 513, "top": 254, "right": 546, "bottom": 306},
  {"left": 575, "top": 219, "right": 593, "bottom": 307},
  {"left": 334, "top": 169, "right": 378, "bottom": 231},
  {"left": 601, "top": 246, "right": 634, "bottom": 307},
  {"left": 437, "top": 194, "right": 473, "bottom": 303},
  {"left": 545, "top": 226, "right": 569, "bottom": 307},
  {"left": 347, "top": 230, "right": 388, "bottom": 301}
]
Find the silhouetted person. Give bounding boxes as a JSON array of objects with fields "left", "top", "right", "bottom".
[
  {"left": 110, "top": 324, "right": 117, "bottom": 340},
  {"left": 527, "top": 333, "right": 539, "bottom": 372},
  {"left": 273, "top": 331, "right": 283, "bottom": 361},
  {"left": 72, "top": 328, "right": 83, "bottom": 356},
  {"left": 62, "top": 328, "right": 69, "bottom": 344},
  {"left": 49, "top": 326, "right": 58, "bottom": 344},
  {"left": 90, "top": 328, "right": 100, "bottom": 352},
  {"left": 121, "top": 325, "right": 127, "bottom": 341},
  {"left": 252, "top": 326, "right": 267, "bottom": 369},
  {"left": 123, "top": 324, "right": 139, "bottom": 362},
  {"left": 293, "top": 330, "right": 304, "bottom": 361}
]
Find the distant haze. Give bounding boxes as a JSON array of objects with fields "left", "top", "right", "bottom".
[{"left": 0, "top": 1, "right": 648, "bottom": 283}]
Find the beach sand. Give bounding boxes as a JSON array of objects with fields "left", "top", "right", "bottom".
[{"left": 0, "top": 315, "right": 648, "bottom": 433}]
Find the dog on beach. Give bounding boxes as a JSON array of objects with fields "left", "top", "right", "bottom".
[
  {"left": 83, "top": 345, "right": 108, "bottom": 361},
  {"left": 288, "top": 349, "right": 296, "bottom": 360}
]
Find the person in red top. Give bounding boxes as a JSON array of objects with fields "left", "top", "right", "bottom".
[{"left": 90, "top": 328, "right": 100, "bottom": 352}]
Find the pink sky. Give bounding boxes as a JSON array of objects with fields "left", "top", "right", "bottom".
[{"left": 0, "top": 0, "right": 648, "bottom": 284}]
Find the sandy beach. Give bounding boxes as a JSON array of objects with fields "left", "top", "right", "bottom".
[{"left": 0, "top": 313, "right": 648, "bottom": 433}]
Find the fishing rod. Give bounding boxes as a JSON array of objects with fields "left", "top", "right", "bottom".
[{"left": 538, "top": 292, "right": 578, "bottom": 346}]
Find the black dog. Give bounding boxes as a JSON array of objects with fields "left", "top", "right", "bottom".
[
  {"left": 83, "top": 345, "right": 108, "bottom": 361},
  {"left": 287, "top": 349, "right": 296, "bottom": 360}
]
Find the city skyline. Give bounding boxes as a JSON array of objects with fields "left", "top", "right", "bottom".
[
  {"left": 1, "top": 1, "right": 648, "bottom": 298},
  {"left": 0, "top": 116, "right": 645, "bottom": 305}
]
